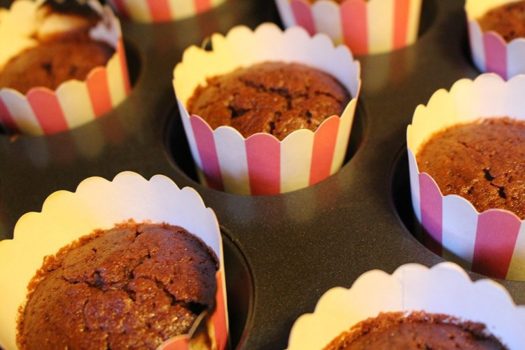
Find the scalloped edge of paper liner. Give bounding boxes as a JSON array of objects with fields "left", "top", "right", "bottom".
[
  {"left": 173, "top": 23, "right": 361, "bottom": 195},
  {"left": 0, "top": 1, "right": 131, "bottom": 136},
  {"left": 288, "top": 262, "right": 525, "bottom": 350},
  {"left": 108, "top": 0, "right": 226, "bottom": 23},
  {"left": 466, "top": 0, "right": 525, "bottom": 79},
  {"left": 407, "top": 73, "right": 525, "bottom": 280},
  {"left": 274, "top": 0, "right": 422, "bottom": 55},
  {"left": 0, "top": 171, "right": 228, "bottom": 350}
]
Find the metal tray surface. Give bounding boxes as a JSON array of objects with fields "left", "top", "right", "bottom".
[{"left": 1, "top": 0, "right": 524, "bottom": 349}]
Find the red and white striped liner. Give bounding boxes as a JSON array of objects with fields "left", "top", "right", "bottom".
[
  {"left": 109, "top": 0, "right": 225, "bottom": 22},
  {"left": 288, "top": 262, "right": 525, "bottom": 350},
  {"left": 0, "top": 1, "right": 131, "bottom": 136},
  {"left": 407, "top": 74, "right": 525, "bottom": 281},
  {"left": 274, "top": 0, "right": 422, "bottom": 55},
  {"left": 173, "top": 23, "right": 361, "bottom": 195},
  {"left": 466, "top": 0, "right": 525, "bottom": 80},
  {"left": 0, "top": 172, "right": 229, "bottom": 350}
]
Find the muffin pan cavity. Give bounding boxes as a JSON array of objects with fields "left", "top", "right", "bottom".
[
  {"left": 391, "top": 147, "right": 429, "bottom": 253},
  {"left": 221, "top": 231, "right": 255, "bottom": 348}
]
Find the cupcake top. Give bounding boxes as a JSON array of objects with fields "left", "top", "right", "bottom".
[
  {"left": 0, "top": 38, "right": 113, "bottom": 94},
  {"left": 324, "top": 311, "right": 507, "bottom": 350},
  {"left": 478, "top": 0, "right": 525, "bottom": 42},
  {"left": 17, "top": 222, "right": 219, "bottom": 350},
  {"left": 0, "top": 0, "right": 114, "bottom": 93},
  {"left": 187, "top": 61, "right": 350, "bottom": 140},
  {"left": 416, "top": 117, "right": 525, "bottom": 218}
]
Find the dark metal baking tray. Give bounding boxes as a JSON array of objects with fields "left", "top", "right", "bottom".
[{"left": 1, "top": 0, "right": 523, "bottom": 349}]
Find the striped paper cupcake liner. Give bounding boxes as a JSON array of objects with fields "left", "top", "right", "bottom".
[
  {"left": 466, "top": 0, "right": 525, "bottom": 79},
  {"left": 0, "top": 172, "right": 229, "bottom": 350},
  {"left": 0, "top": 0, "right": 131, "bottom": 136},
  {"left": 288, "top": 262, "right": 525, "bottom": 350},
  {"left": 173, "top": 23, "right": 361, "bottom": 195},
  {"left": 407, "top": 74, "right": 525, "bottom": 281},
  {"left": 109, "top": 0, "right": 226, "bottom": 22},
  {"left": 274, "top": 0, "right": 422, "bottom": 55}
]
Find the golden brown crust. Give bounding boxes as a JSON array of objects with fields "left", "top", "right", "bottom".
[
  {"left": 17, "top": 222, "right": 218, "bottom": 350},
  {"left": 0, "top": 38, "right": 114, "bottom": 94},
  {"left": 187, "top": 61, "right": 350, "bottom": 140},
  {"left": 325, "top": 311, "right": 507, "bottom": 350},
  {"left": 416, "top": 117, "right": 525, "bottom": 219}
]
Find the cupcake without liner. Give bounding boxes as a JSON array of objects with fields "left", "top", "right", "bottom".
[
  {"left": 274, "top": 0, "right": 422, "bottom": 55},
  {"left": 173, "top": 23, "right": 361, "bottom": 195},
  {"left": 109, "top": 0, "right": 226, "bottom": 23},
  {"left": 0, "top": 0, "right": 131, "bottom": 136},
  {"left": 466, "top": 0, "right": 525, "bottom": 79},
  {"left": 0, "top": 171, "right": 228, "bottom": 350},
  {"left": 407, "top": 73, "right": 525, "bottom": 281},
  {"left": 288, "top": 262, "right": 525, "bottom": 350}
]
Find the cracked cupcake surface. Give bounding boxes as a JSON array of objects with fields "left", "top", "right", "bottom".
[
  {"left": 416, "top": 117, "right": 525, "bottom": 219},
  {"left": 324, "top": 311, "right": 507, "bottom": 350},
  {"left": 187, "top": 61, "right": 350, "bottom": 140},
  {"left": 17, "top": 222, "right": 218, "bottom": 350}
]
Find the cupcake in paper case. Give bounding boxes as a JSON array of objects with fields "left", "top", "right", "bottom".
[
  {"left": 274, "top": 0, "right": 422, "bottom": 55},
  {"left": 407, "top": 73, "right": 525, "bottom": 281},
  {"left": 288, "top": 262, "right": 525, "bottom": 349},
  {"left": 466, "top": 0, "right": 525, "bottom": 79},
  {"left": 0, "top": 0, "right": 131, "bottom": 136},
  {"left": 109, "top": 0, "right": 226, "bottom": 22},
  {"left": 173, "top": 23, "right": 361, "bottom": 195},
  {"left": 0, "top": 171, "right": 228, "bottom": 350}
]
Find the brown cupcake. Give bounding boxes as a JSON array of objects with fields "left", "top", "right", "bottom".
[
  {"left": 0, "top": 1, "right": 114, "bottom": 94},
  {"left": 17, "top": 222, "right": 218, "bottom": 350},
  {"left": 478, "top": 0, "right": 525, "bottom": 42},
  {"left": 325, "top": 311, "right": 507, "bottom": 350},
  {"left": 187, "top": 61, "right": 350, "bottom": 140},
  {"left": 416, "top": 117, "right": 525, "bottom": 219}
]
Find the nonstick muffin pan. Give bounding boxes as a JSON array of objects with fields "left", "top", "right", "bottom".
[{"left": 1, "top": 0, "right": 524, "bottom": 349}]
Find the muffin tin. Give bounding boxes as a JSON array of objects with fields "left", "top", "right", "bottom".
[{"left": 1, "top": 0, "right": 524, "bottom": 349}]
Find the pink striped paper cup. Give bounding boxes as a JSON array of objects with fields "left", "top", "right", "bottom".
[
  {"left": 0, "top": 1, "right": 131, "bottom": 136},
  {"left": 407, "top": 73, "right": 525, "bottom": 281},
  {"left": 173, "top": 23, "right": 361, "bottom": 195},
  {"left": 274, "top": 0, "right": 422, "bottom": 55},
  {"left": 0, "top": 171, "right": 229, "bottom": 350},
  {"left": 466, "top": 0, "right": 525, "bottom": 79},
  {"left": 109, "top": 0, "right": 226, "bottom": 22},
  {"left": 288, "top": 262, "right": 525, "bottom": 349}
]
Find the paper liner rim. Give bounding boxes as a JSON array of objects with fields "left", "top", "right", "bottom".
[
  {"left": 173, "top": 22, "right": 362, "bottom": 143},
  {"left": 288, "top": 262, "right": 524, "bottom": 350}
]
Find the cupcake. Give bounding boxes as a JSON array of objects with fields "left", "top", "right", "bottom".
[
  {"left": 407, "top": 73, "right": 525, "bottom": 280},
  {"left": 466, "top": 0, "right": 525, "bottom": 79},
  {"left": 416, "top": 117, "right": 525, "bottom": 220},
  {"left": 186, "top": 61, "right": 350, "bottom": 140},
  {"left": 18, "top": 222, "right": 219, "bottom": 350},
  {"left": 0, "top": 0, "right": 130, "bottom": 136},
  {"left": 325, "top": 312, "right": 507, "bottom": 349},
  {"left": 108, "top": 0, "right": 226, "bottom": 23},
  {"left": 274, "top": 0, "right": 423, "bottom": 55},
  {"left": 288, "top": 262, "right": 525, "bottom": 349},
  {"left": 173, "top": 23, "right": 361, "bottom": 195},
  {"left": 0, "top": 172, "right": 228, "bottom": 350}
]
